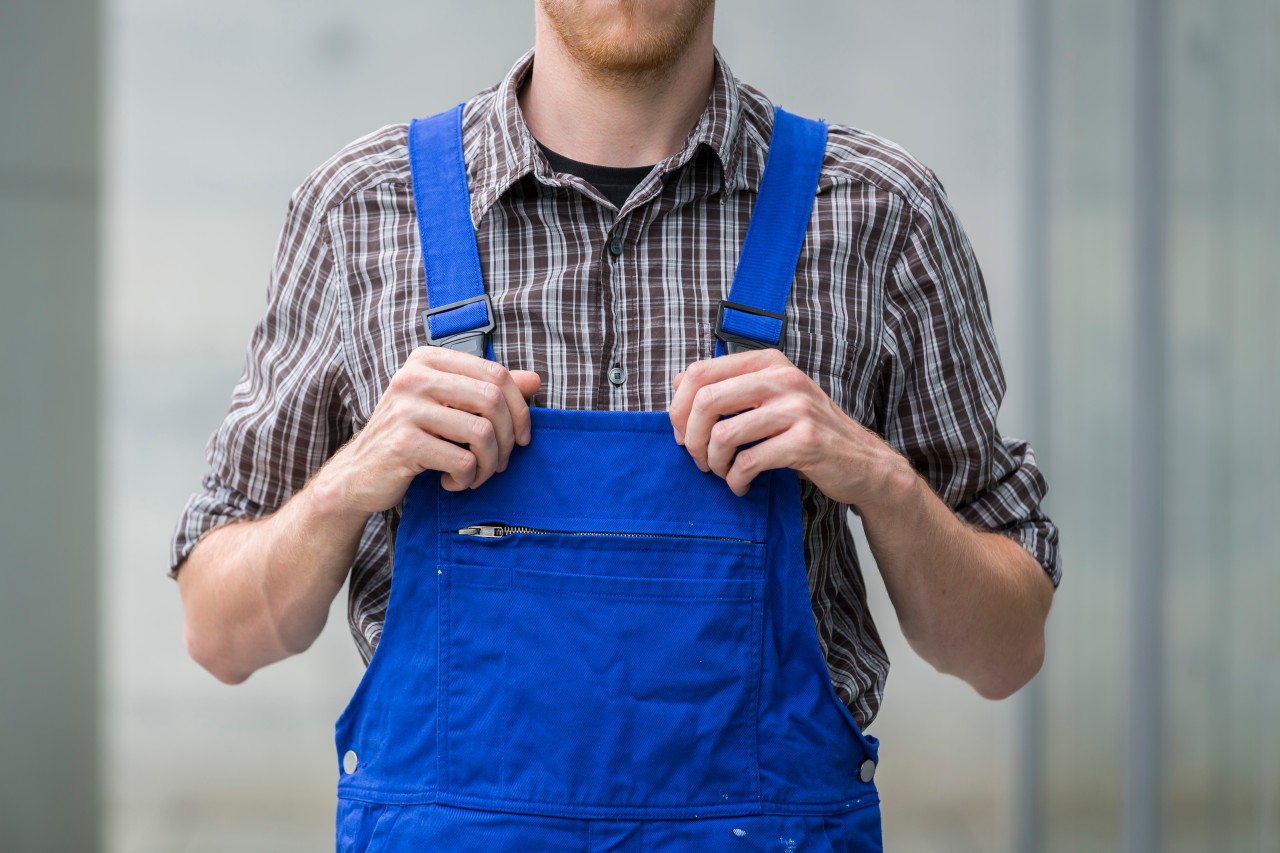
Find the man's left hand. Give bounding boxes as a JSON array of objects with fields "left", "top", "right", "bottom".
[{"left": 668, "top": 349, "right": 908, "bottom": 504}]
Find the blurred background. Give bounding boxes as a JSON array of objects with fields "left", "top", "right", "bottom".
[{"left": 2, "top": 0, "right": 1277, "bottom": 850}]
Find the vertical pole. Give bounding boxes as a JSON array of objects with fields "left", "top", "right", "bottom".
[
  {"left": 1014, "top": 0, "right": 1050, "bottom": 849},
  {"left": 1129, "top": 0, "right": 1166, "bottom": 850},
  {"left": 0, "top": 1, "right": 101, "bottom": 851}
]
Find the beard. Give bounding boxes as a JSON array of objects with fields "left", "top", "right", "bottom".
[{"left": 540, "top": 0, "right": 715, "bottom": 82}]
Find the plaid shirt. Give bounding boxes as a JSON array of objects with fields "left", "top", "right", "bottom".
[{"left": 171, "top": 50, "right": 1060, "bottom": 728}]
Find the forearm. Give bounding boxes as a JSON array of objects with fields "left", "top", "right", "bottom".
[
  {"left": 177, "top": 351, "right": 541, "bottom": 685},
  {"left": 177, "top": 473, "right": 371, "bottom": 684},
  {"left": 859, "top": 464, "right": 1054, "bottom": 699}
]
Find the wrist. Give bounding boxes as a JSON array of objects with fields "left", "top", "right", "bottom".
[
  {"left": 859, "top": 453, "right": 924, "bottom": 520},
  {"left": 303, "top": 461, "right": 373, "bottom": 529}
]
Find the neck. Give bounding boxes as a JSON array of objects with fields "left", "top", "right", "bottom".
[{"left": 520, "top": 10, "right": 715, "bottom": 168}]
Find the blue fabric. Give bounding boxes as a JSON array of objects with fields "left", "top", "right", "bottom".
[
  {"left": 407, "top": 105, "right": 491, "bottom": 340},
  {"left": 333, "top": 105, "right": 882, "bottom": 851},
  {"left": 716, "top": 108, "right": 828, "bottom": 354},
  {"left": 337, "top": 800, "right": 883, "bottom": 851}
]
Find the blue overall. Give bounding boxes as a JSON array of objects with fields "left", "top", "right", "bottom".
[{"left": 333, "top": 104, "right": 884, "bottom": 852}]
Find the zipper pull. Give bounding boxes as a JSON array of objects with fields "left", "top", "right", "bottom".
[{"left": 457, "top": 525, "right": 507, "bottom": 538}]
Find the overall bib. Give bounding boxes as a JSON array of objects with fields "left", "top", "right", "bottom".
[{"left": 334, "top": 104, "right": 884, "bottom": 852}]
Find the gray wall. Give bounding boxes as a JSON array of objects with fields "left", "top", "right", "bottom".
[
  {"left": 1040, "top": 1, "right": 1280, "bottom": 850},
  {"left": 0, "top": 2, "right": 101, "bottom": 852},
  {"left": 0, "top": 0, "right": 1265, "bottom": 851}
]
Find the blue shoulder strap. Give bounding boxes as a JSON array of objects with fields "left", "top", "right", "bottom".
[
  {"left": 407, "top": 104, "right": 494, "bottom": 359},
  {"left": 714, "top": 108, "right": 828, "bottom": 356},
  {"left": 407, "top": 103, "right": 827, "bottom": 360}
]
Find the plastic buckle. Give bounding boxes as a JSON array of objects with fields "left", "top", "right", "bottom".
[
  {"left": 714, "top": 299, "right": 786, "bottom": 355},
  {"left": 421, "top": 294, "right": 495, "bottom": 360}
]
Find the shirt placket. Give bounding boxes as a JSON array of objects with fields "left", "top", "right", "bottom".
[{"left": 600, "top": 210, "right": 632, "bottom": 410}]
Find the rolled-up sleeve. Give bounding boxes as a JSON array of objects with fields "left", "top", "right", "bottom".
[
  {"left": 876, "top": 170, "right": 1061, "bottom": 586},
  {"left": 168, "top": 182, "right": 353, "bottom": 578}
]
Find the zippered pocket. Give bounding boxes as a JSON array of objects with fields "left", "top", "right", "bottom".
[
  {"left": 456, "top": 523, "right": 754, "bottom": 543},
  {"left": 445, "top": 521, "right": 765, "bottom": 583},
  {"left": 437, "top": 538, "right": 766, "bottom": 815}
]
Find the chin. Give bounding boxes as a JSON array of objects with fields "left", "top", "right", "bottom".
[{"left": 541, "top": 0, "right": 715, "bottom": 77}]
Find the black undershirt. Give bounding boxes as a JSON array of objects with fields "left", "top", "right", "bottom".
[{"left": 538, "top": 142, "right": 656, "bottom": 210}]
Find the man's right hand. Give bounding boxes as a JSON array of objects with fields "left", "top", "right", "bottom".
[
  {"left": 177, "top": 347, "right": 539, "bottom": 684},
  {"left": 316, "top": 346, "right": 542, "bottom": 515}
]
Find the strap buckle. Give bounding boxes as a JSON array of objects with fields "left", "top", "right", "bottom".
[
  {"left": 714, "top": 299, "right": 786, "bottom": 355},
  {"left": 421, "top": 294, "right": 495, "bottom": 360}
]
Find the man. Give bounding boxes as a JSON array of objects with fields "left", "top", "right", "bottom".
[{"left": 172, "top": 1, "right": 1059, "bottom": 849}]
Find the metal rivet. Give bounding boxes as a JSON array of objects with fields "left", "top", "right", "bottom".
[
  {"left": 608, "top": 366, "right": 626, "bottom": 386},
  {"left": 859, "top": 758, "right": 876, "bottom": 783},
  {"left": 608, "top": 236, "right": 624, "bottom": 257},
  {"left": 343, "top": 750, "right": 358, "bottom": 774}
]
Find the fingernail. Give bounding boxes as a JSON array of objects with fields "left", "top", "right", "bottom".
[{"left": 673, "top": 426, "right": 684, "bottom": 445}]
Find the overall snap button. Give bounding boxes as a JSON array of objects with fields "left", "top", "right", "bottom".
[
  {"left": 608, "top": 366, "right": 627, "bottom": 386},
  {"left": 343, "top": 750, "right": 359, "bottom": 774},
  {"left": 859, "top": 758, "right": 876, "bottom": 783}
]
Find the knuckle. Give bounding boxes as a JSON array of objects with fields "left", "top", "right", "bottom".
[
  {"left": 477, "top": 381, "right": 504, "bottom": 417},
  {"left": 775, "top": 365, "right": 806, "bottom": 389},
  {"left": 710, "top": 419, "right": 735, "bottom": 446},
  {"left": 693, "top": 384, "right": 718, "bottom": 409},
  {"left": 470, "top": 416, "right": 495, "bottom": 442},
  {"left": 387, "top": 366, "right": 413, "bottom": 394},
  {"left": 415, "top": 371, "right": 439, "bottom": 398},
  {"left": 455, "top": 450, "right": 477, "bottom": 475},
  {"left": 781, "top": 396, "right": 809, "bottom": 421},
  {"left": 387, "top": 429, "right": 415, "bottom": 458},
  {"left": 793, "top": 421, "right": 819, "bottom": 448},
  {"left": 483, "top": 360, "right": 507, "bottom": 383}
]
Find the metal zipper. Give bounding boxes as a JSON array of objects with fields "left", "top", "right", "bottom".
[{"left": 456, "top": 524, "right": 752, "bottom": 543}]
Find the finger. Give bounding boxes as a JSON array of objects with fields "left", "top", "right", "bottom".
[
  {"left": 511, "top": 370, "right": 542, "bottom": 401},
  {"left": 397, "top": 429, "right": 478, "bottom": 492},
  {"left": 411, "top": 402, "right": 502, "bottom": 488},
  {"left": 724, "top": 420, "right": 825, "bottom": 496},
  {"left": 485, "top": 362, "right": 534, "bottom": 448},
  {"left": 705, "top": 405, "right": 794, "bottom": 478},
  {"left": 722, "top": 433, "right": 790, "bottom": 497},
  {"left": 670, "top": 371, "right": 691, "bottom": 440},
  {"left": 668, "top": 350, "right": 790, "bottom": 438},
  {"left": 411, "top": 370, "right": 517, "bottom": 472},
  {"left": 509, "top": 371, "right": 542, "bottom": 444},
  {"left": 670, "top": 370, "right": 690, "bottom": 444},
  {"left": 683, "top": 370, "right": 789, "bottom": 472},
  {"left": 412, "top": 347, "right": 537, "bottom": 446}
]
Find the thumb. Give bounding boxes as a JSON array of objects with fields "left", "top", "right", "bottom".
[{"left": 511, "top": 370, "right": 542, "bottom": 401}]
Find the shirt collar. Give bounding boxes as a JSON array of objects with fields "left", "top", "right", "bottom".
[{"left": 465, "top": 47, "right": 748, "bottom": 223}]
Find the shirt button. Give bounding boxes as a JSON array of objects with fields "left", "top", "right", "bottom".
[
  {"left": 608, "top": 366, "right": 627, "bottom": 386},
  {"left": 608, "top": 236, "right": 625, "bottom": 257}
]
